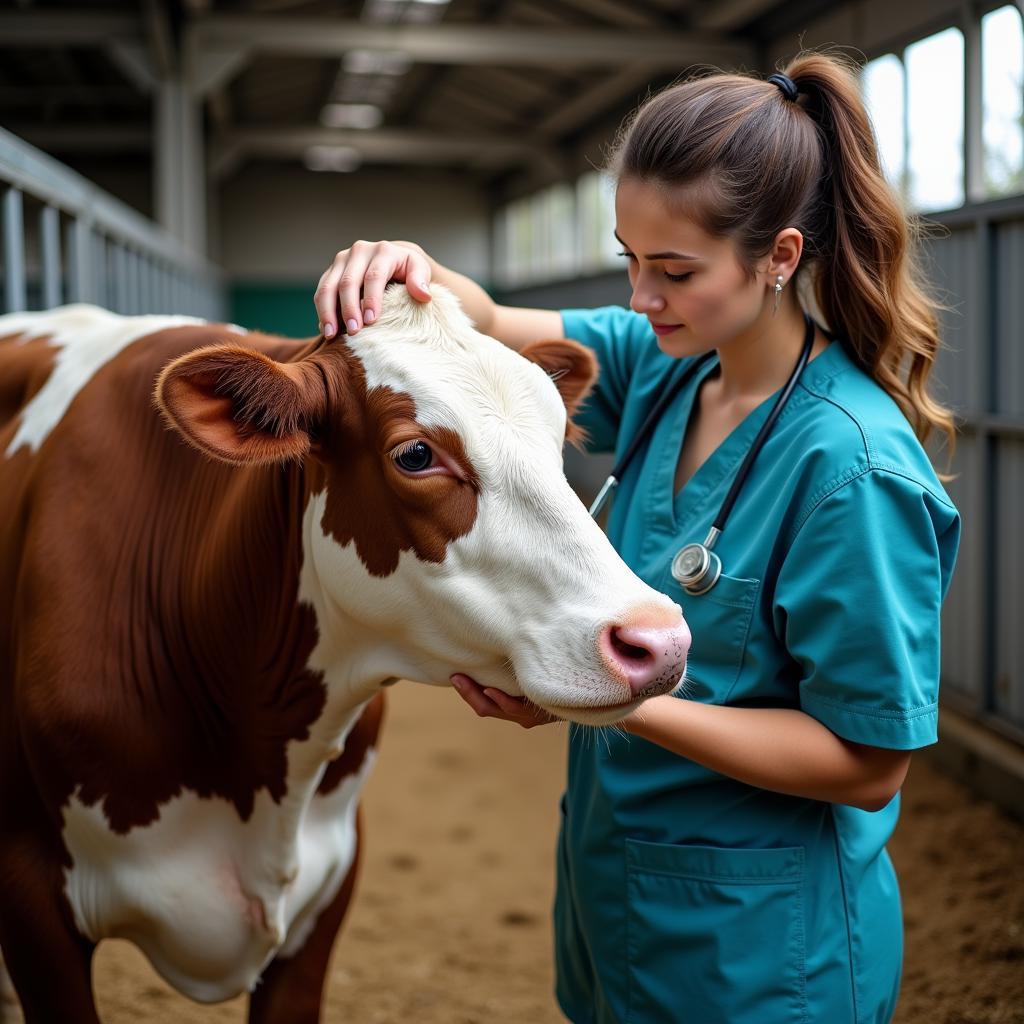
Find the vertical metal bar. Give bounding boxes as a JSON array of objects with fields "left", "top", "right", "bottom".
[
  {"left": 66, "top": 217, "right": 93, "bottom": 303},
  {"left": 141, "top": 254, "right": 154, "bottom": 315},
  {"left": 126, "top": 248, "right": 139, "bottom": 315},
  {"left": 40, "top": 204, "right": 62, "bottom": 308},
  {"left": 3, "top": 186, "right": 27, "bottom": 312},
  {"left": 116, "top": 242, "right": 129, "bottom": 313},
  {"left": 98, "top": 233, "right": 112, "bottom": 310},
  {"left": 963, "top": 7, "right": 985, "bottom": 203},
  {"left": 106, "top": 237, "right": 116, "bottom": 311},
  {"left": 151, "top": 258, "right": 162, "bottom": 315}
]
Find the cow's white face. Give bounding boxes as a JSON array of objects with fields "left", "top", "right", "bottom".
[{"left": 157, "top": 285, "right": 689, "bottom": 725}]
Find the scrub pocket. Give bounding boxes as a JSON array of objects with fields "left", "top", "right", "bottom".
[
  {"left": 666, "top": 572, "right": 759, "bottom": 703},
  {"left": 625, "top": 838, "right": 808, "bottom": 1024}
]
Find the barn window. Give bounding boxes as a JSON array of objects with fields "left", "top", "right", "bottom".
[
  {"left": 982, "top": 4, "right": 1024, "bottom": 198},
  {"left": 862, "top": 54, "right": 906, "bottom": 194},
  {"left": 574, "top": 169, "right": 621, "bottom": 275},
  {"left": 906, "top": 27, "right": 966, "bottom": 211}
]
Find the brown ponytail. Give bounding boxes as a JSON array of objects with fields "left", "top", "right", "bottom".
[{"left": 609, "top": 50, "right": 956, "bottom": 462}]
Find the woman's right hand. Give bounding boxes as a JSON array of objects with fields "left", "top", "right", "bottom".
[
  {"left": 450, "top": 674, "right": 560, "bottom": 730},
  {"left": 313, "top": 240, "right": 435, "bottom": 338}
]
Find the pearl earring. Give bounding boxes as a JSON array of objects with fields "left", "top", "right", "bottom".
[{"left": 772, "top": 274, "right": 784, "bottom": 316}]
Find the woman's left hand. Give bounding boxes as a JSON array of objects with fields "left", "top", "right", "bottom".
[{"left": 450, "top": 674, "right": 559, "bottom": 729}]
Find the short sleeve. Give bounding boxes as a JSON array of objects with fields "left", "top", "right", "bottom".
[
  {"left": 560, "top": 305, "right": 655, "bottom": 453},
  {"left": 773, "top": 468, "right": 961, "bottom": 750}
]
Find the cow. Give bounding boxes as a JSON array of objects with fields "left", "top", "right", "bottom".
[{"left": 0, "top": 285, "right": 690, "bottom": 1023}]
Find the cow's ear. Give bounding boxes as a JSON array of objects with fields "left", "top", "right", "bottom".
[
  {"left": 155, "top": 345, "right": 328, "bottom": 465},
  {"left": 519, "top": 338, "right": 598, "bottom": 447}
]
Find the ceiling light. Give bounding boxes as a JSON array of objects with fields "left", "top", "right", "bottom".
[
  {"left": 342, "top": 49, "right": 411, "bottom": 76},
  {"left": 320, "top": 103, "right": 384, "bottom": 129},
  {"left": 304, "top": 146, "right": 362, "bottom": 173}
]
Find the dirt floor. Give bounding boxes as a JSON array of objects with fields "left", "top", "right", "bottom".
[{"left": 86, "top": 683, "right": 1024, "bottom": 1024}]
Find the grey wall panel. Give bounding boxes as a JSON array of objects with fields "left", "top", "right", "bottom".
[
  {"left": 995, "top": 218, "right": 1024, "bottom": 418},
  {"left": 994, "top": 439, "right": 1024, "bottom": 728},
  {"left": 941, "top": 436, "right": 985, "bottom": 701},
  {"left": 497, "top": 269, "right": 631, "bottom": 313},
  {"left": 925, "top": 226, "right": 983, "bottom": 417}
]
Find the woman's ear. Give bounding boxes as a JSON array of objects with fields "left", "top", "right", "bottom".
[
  {"left": 154, "top": 344, "right": 329, "bottom": 465},
  {"left": 519, "top": 338, "right": 599, "bottom": 448},
  {"left": 768, "top": 227, "right": 804, "bottom": 282}
]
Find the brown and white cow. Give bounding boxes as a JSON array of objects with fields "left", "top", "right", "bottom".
[{"left": 0, "top": 286, "right": 689, "bottom": 1022}]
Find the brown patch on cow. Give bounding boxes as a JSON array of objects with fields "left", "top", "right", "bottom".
[
  {"left": 3, "top": 319, "right": 477, "bottom": 846},
  {"left": 303, "top": 342, "right": 481, "bottom": 578},
  {"left": 318, "top": 692, "right": 385, "bottom": 796},
  {"left": 519, "top": 338, "right": 598, "bottom": 448},
  {"left": 157, "top": 335, "right": 480, "bottom": 579},
  {"left": 3, "top": 324, "right": 331, "bottom": 839},
  {"left": 0, "top": 322, "right": 441, "bottom": 1019}
]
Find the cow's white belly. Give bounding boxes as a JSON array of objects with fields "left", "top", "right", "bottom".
[{"left": 61, "top": 749, "right": 376, "bottom": 1004}]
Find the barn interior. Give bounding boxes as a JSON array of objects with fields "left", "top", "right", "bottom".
[{"left": 1, "top": 1, "right": 1023, "bottom": 1022}]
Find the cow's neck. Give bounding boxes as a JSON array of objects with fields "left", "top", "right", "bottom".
[{"left": 168, "top": 459, "right": 372, "bottom": 804}]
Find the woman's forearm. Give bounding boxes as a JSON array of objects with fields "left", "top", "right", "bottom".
[
  {"left": 417, "top": 249, "right": 563, "bottom": 352},
  {"left": 623, "top": 696, "right": 911, "bottom": 811},
  {"left": 421, "top": 255, "right": 500, "bottom": 334}
]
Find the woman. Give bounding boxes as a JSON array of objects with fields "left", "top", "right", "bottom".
[{"left": 313, "top": 53, "right": 960, "bottom": 1024}]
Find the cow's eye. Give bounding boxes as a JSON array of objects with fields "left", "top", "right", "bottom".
[{"left": 395, "top": 441, "right": 433, "bottom": 472}]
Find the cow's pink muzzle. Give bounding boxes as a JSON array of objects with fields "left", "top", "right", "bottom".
[{"left": 599, "top": 620, "right": 691, "bottom": 698}]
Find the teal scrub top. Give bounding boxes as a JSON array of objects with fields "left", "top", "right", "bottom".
[{"left": 555, "top": 306, "right": 960, "bottom": 1024}]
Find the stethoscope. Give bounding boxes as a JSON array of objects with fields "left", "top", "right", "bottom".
[{"left": 589, "top": 313, "right": 816, "bottom": 596}]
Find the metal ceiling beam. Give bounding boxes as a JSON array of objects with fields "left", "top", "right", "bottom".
[
  {"left": 104, "top": 39, "right": 159, "bottom": 94},
  {"left": 549, "top": 0, "right": 664, "bottom": 28},
  {"left": 0, "top": 86, "right": 145, "bottom": 105},
  {"left": 186, "top": 15, "right": 752, "bottom": 73},
  {"left": 534, "top": 62, "right": 654, "bottom": 141},
  {"left": 209, "top": 125, "right": 556, "bottom": 180},
  {"left": 0, "top": 11, "right": 141, "bottom": 45},
  {"left": 142, "top": 0, "right": 176, "bottom": 78},
  {"left": 693, "top": 0, "right": 783, "bottom": 31},
  {"left": 5, "top": 124, "right": 151, "bottom": 153}
]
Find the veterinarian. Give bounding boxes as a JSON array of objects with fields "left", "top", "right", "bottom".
[{"left": 314, "top": 51, "right": 961, "bottom": 1024}]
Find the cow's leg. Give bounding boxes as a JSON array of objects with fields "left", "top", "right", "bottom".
[
  {"left": 0, "top": 836, "right": 100, "bottom": 1024},
  {"left": 248, "top": 814, "right": 363, "bottom": 1024}
]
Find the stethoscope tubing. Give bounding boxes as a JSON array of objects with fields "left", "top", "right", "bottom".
[
  {"left": 588, "top": 351, "right": 715, "bottom": 519},
  {"left": 589, "top": 313, "right": 817, "bottom": 593}
]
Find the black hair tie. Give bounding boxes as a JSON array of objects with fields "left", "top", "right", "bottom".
[{"left": 767, "top": 73, "right": 799, "bottom": 102}]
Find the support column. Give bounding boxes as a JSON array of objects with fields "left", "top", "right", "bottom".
[
  {"left": 963, "top": 3, "right": 985, "bottom": 204},
  {"left": 155, "top": 75, "right": 206, "bottom": 256}
]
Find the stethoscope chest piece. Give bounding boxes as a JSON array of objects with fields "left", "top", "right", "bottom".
[{"left": 671, "top": 537, "right": 722, "bottom": 595}]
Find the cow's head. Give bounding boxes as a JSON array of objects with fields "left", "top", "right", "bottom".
[{"left": 156, "top": 285, "right": 689, "bottom": 725}]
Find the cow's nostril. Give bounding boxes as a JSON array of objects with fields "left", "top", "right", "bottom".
[
  {"left": 600, "top": 619, "right": 690, "bottom": 699},
  {"left": 610, "top": 628, "right": 651, "bottom": 663}
]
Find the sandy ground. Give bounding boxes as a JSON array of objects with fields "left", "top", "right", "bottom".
[{"left": 83, "top": 682, "right": 1024, "bottom": 1024}]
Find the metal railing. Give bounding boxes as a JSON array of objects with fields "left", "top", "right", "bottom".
[{"left": 0, "top": 125, "right": 224, "bottom": 319}]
